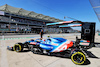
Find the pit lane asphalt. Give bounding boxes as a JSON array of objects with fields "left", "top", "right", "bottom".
[{"left": 0, "top": 33, "right": 100, "bottom": 67}]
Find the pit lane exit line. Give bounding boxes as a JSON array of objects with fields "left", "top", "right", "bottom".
[{"left": 0, "top": 38, "right": 9, "bottom": 67}]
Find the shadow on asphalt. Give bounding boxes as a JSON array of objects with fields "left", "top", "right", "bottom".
[
  {"left": 83, "top": 59, "right": 91, "bottom": 65},
  {"left": 8, "top": 49, "right": 100, "bottom": 65},
  {"left": 33, "top": 52, "right": 91, "bottom": 65},
  {"left": 18, "top": 50, "right": 100, "bottom": 65},
  {"left": 7, "top": 49, "right": 30, "bottom": 53},
  {"left": 20, "top": 50, "right": 30, "bottom": 52},
  {"left": 85, "top": 51, "right": 99, "bottom": 58}
]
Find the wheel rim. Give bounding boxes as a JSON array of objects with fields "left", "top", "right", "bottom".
[
  {"left": 71, "top": 52, "right": 86, "bottom": 65},
  {"left": 13, "top": 44, "right": 21, "bottom": 52},
  {"left": 33, "top": 48, "right": 37, "bottom": 54},
  {"left": 30, "top": 45, "right": 33, "bottom": 51}
]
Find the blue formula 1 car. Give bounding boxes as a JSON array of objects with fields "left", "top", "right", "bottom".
[{"left": 7, "top": 37, "right": 91, "bottom": 65}]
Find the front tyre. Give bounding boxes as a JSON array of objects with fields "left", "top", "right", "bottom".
[
  {"left": 71, "top": 51, "right": 86, "bottom": 65},
  {"left": 13, "top": 44, "right": 23, "bottom": 52}
]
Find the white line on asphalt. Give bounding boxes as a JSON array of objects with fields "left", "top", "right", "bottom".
[{"left": 1, "top": 35, "right": 9, "bottom": 67}]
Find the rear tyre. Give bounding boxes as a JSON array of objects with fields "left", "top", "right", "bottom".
[
  {"left": 71, "top": 51, "right": 86, "bottom": 65},
  {"left": 13, "top": 43, "right": 23, "bottom": 52}
]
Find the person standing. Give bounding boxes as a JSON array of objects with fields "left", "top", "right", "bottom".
[{"left": 40, "top": 29, "right": 44, "bottom": 39}]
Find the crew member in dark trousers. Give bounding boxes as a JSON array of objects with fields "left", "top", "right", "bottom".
[{"left": 40, "top": 29, "right": 44, "bottom": 39}]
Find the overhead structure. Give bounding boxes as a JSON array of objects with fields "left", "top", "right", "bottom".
[
  {"left": 46, "top": 21, "right": 73, "bottom": 25},
  {"left": 46, "top": 21, "right": 83, "bottom": 28},
  {"left": 89, "top": 0, "right": 100, "bottom": 22},
  {"left": 0, "top": 4, "right": 64, "bottom": 22},
  {"left": 59, "top": 24, "right": 82, "bottom": 28}
]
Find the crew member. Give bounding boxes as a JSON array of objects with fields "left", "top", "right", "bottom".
[{"left": 40, "top": 29, "right": 44, "bottom": 39}]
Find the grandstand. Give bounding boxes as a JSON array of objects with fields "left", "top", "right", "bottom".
[{"left": 0, "top": 4, "right": 72, "bottom": 35}]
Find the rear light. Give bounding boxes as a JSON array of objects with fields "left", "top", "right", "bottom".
[{"left": 87, "top": 40, "right": 90, "bottom": 42}]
